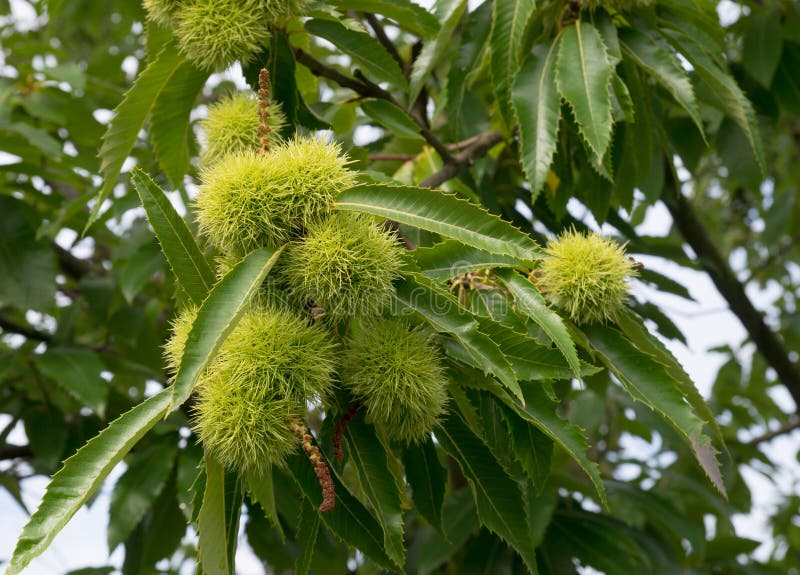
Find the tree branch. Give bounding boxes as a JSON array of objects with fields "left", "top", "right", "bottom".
[
  {"left": 0, "top": 444, "right": 33, "bottom": 460},
  {"left": 745, "top": 418, "right": 800, "bottom": 447},
  {"left": 661, "top": 162, "right": 800, "bottom": 408},
  {"left": 419, "top": 129, "right": 505, "bottom": 189},
  {"left": 0, "top": 315, "right": 51, "bottom": 342},
  {"left": 293, "top": 47, "right": 455, "bottom": 163},
  {"left": 362, "top": 13, "right": 404, "bottom": 71},
  {"left": 53, "top": 243, "right": 92, "bottom": 280}
]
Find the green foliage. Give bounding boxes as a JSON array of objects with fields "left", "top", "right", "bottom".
[
  {"left": 4, "top": 1, "right": 800, "bottom": 574},
  {"left": 342, "top": 317, "right": 448, "bottom": 444}
]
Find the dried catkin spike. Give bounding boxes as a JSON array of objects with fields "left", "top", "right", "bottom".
[
  {"left": 258, "top": 68, "right": 273, "bottom": 154},
  {"left": 290, "top": 419, "right": 335, "bottom": 513}
]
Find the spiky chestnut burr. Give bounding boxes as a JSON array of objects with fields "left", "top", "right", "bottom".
[
  {"left": 200, "top": 92, "right": 285, "bottom": 167},
  {"left": 342, "top": 317, "right": 448, "bottom": 444},
  {"left": 175, "top": 0, "right": 270, "bottom": 71},
  {"left": 281, "top": 213, "right": 404, "bottom": 320},
  {"left": 195, "top": 137, "right": 355, "bottom": 255},
  {"left": 536, "top": 229, "right": 638, "bottom": 324},
  {"left": 143, "top": 0, "right": 180, "bottom": 26},
  {"left": 164, "top": 306, "right": 338, "bottom": 472}
]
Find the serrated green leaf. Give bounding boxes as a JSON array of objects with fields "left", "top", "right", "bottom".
[
  {"left": 286, "top": 448, "right": 395, "bottom": 570},
  {"left": 360, "top": 98, "right": 422, "bottom": 139},
  {"left": 197, "top": 454, "right": 243, "bottom": 575},
  {"left": 556, "top": 21, "right": 614, "bottom": 159},
  {"left": 503, "top": 406, "right": 553, "bottom": 491},
  {"left": 606, "top": 479, "right": 705, "bottom": 557},
  {"left": 412, "top": 240, "right": 519, "bottom": 280},
  {"left": 408, "top": 0, "right": 467, "bottom": 103},
  {"left": 89, "top": 44, "right": 186, "bottom": 231},
  {"left": 305, "top": 19, "right": 408, "bottom": 92},
  {"left": 460, "top": 371, "right": 607, "bottom": 507},
  {"left": 610, "top": 73, "right": 635, "bottom": 123},
  {"left": 343, "top": 415, "right": 405, "bottom": 567},
  {"left": 402, "top": 437, "right": 446, "bottom": 534},
  {"left": 742, "top": 6, "right": 782, "bottom": 88},
  {"left": 245, "top": 466, "right": 284, "bottom": 540},
  {"left": 446, "top": 0, "right": 492, "bottom": 139},
  {"left": 329, "top": 0, "right": 440, "bottom": 39},
  {"left": 150, "top": 61, "right": 208, "bottom": 186},
  {"left": 131, "top": 169, "right": 215, "bottom": 306},
  {"left": 416, "top": 489, "right": 479, "bottom": 575},
  {"left": 336, "top": 184, "right": 541, "bottom": 261},
  {"left": 170, "top": 247, "right": 283, "bottom": 410},
  {"left": 0, "top": 196, "right": 57, "bottom": 312},
  {"left": 494, "top": 269, "right": 582, "bottom": 381},
  {"left": 294, "top": 498, "right": 320, "bottom": 575},
  {"left": 512, "top": 41, "right": 561, "bottom": 201},
  {"left": 662, "top": 27, "right": 766, "bottom": 175},
  {"left": 394, "top": 274, "right": 522, "bottom": 404},
  {"left": 36, "top": 347, "right": 108, "bottom": 417},
  {"left": 435, "top": 411, "right": 539, "bottom": 574},
  {"left": 108, "top": 437, "right": 177, "bottom": 551},
  {"left": 491, "top": 0, "right": 537, "bottom": 125},
  {"left": 5, "top": 388, "right": 172, "bottom": 575},
  {"left": 615, "top": 308, "right": 723, "bottom": 446},
  {"left": 479, "top": 320, "right": 601, "bottom": 381},
  {"left": 544, "top": 510, "right": 650, "bottom": 575},
  {"left": 583, "top": 323, "right": 726, "bottom": 497},
  {"left": 619, "top": 27, "right": 704, "bottom": 138}
]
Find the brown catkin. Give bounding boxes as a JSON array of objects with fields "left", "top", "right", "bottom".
[
  {"left": 332, "top": 403, "right": 360, "bottom": 461},
  {"left": 258, "top": 68, "right": 272, "bottom": 153},
  {"left": 290, "top": 418, "right": 335, "bottom": 513}
]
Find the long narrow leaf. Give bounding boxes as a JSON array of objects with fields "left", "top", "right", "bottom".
[
  {"left": 583, "top": 323, "right": 726, "bottom": 497},
  {"left": 197, "top": 455, "right": 243, "bottom": 575},
  {"left": 337, "top": 184, "right": 541, "bottom": 262},
  {"left": 408, "top": 0, "right": 468, "bottom": 103},
  {"left": 512, "top": 41, "right": 562, "bottom": 200},
  {"left": 294, "top": 498, "right": 320, "bottom": 575},
  {"left": 615, "top": 308, "right": 723, "bottom": 446},
  {"left": 286, "top": 450, "right": 395, "bottom": 569},
  {"left": 556, "top": 21, "right": 614, "bottom": 159},
  {"left": 490, "top": 0, "right": 536, "bottom": 124},
  {"left": 412, "top": 240, "right": 519, "bottom": 280},
  {"left": 619, "top": 27, "right": 704, "bottom": 138},
  {"left": 342, "top": 415, "right": 405, "bottom": 568},
  {"left": 305, "top": 19, "right": 408, "bottom": 92},
  {"left": 329, "top": 0, "right": 440, "bottom": 39},
  {"left": 402, "top": 437, "right": 446, "bottom": 534},
  {"left": 89, "top": 44, "right": 186, "bottom": 230},
  {"left": 6, "top": 388, "right": 172, "bottom": 575},
  {"left": 436, "top": 411, "right": 539, "bottom": 573},
  {"left": 394, "top": 274, "right": 522, "bottom": 404},
  {"left": 661, "top": 27, "right": 765, "bottom": 175},
  {"left": 132, "top": 168, "right": 215, "bottom": 306},
  {"left": 170, "top": 247, "right": 283, "bottom": 410},
  {"left": 460, "top": 372, "right": 607, "bottom": 507},
  {"left": 494, "top": 269, "right": 582, "bottom": 381},
  {"left": 150, "top": 61, "right": 209, "bottom": 186}
]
